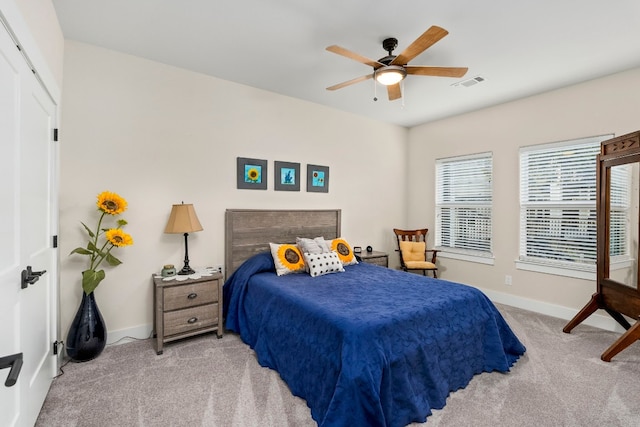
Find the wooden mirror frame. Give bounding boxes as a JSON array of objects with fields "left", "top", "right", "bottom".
[{"left": 563, "top": 131, "right": 640, "bottom": 361}]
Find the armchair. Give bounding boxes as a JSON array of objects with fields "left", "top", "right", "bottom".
[{"left": 393, "top": 228, "right": 438, "bottom": 278}]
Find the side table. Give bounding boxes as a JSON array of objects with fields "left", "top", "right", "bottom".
[{"left": 152, "top": 270, "right": 223, "bottom": 355}]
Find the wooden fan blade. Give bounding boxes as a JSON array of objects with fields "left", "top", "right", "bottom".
[
  {"left": 326, "top": 45, "right": 385, "bottom": 69},
  {"left": 387, "top": 83, "right": 402, "bottom": 101},
  {"left": 406, "top": 66, "right": 468, "bottom": 78},
  {"left": 326, "top": 74, "right": 373, "bottom": 91},
  {"left": 391, "top": 26, "right": 449, "bottom": 65}
]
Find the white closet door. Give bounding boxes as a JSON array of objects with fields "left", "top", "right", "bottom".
[{"left": 0, "top": 17, "right": 58, "bottom": 427}]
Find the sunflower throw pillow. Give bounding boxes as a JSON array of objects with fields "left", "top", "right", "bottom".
[
  {"left": 330, "top": 238, "right": 358, "bottom": 266},
  {"left": 269, "top": 243, "right": 306, "bottom": 276}
]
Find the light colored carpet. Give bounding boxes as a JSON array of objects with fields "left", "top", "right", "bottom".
[{"left": 36, "top": 304, "right": 640, "bottom": 426}]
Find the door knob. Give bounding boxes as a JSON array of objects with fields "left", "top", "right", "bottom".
[
  {"left": 0, "top": 352, "right": 23, "bottom": 387},
  {"left": 21, "top": 266, "right": 47, "bottom": 289}
]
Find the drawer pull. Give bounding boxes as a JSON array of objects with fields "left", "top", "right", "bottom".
[
  {"left": 187, "top": 293, "right": 198, "bottom": 300},
  {"left": 187, "top": 317, "right": 198, "bottom": 324}
]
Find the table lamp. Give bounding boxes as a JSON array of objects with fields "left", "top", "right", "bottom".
[{"left": 164, "top": 202, "right": 203, "bottom": 275}]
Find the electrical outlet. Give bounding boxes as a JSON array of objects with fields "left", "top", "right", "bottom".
[
  {"left": 505, "top": 275, "right": 512, "bottom": 286},
  {"left": 215, "top": 265, "right": 223, "bottom": 274}
]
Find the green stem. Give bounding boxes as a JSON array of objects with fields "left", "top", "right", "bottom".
[
  {"left": 97, "top": 236, "right": 111, "bottom": 257},
  {"left": 89, "top": 212, "right": 106, "bottom": 271},
  {"left": 92, "top": 243, "right": 115, "bottom": 272}
]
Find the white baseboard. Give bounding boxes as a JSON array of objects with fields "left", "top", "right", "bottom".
[
  {"left": 106, "top": 323, "right": 154, "bottom": 346},
  {"left": 478, "top": 287, "right": 627, "bottom": 334}
]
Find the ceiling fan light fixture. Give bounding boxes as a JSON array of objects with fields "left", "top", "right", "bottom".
[{"left": 374, "top": 65, "right": 406, "bottom": 86}]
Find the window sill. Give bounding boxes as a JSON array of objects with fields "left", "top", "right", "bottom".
[
  {"left": 515, "top": 258, "right": 633, "bottom": 280},
  {"left": 438, "top": 250, "right": 495, "bottom": 265},
  {"left": 515, "top": 261, "right": 594, "bottom": 280}
]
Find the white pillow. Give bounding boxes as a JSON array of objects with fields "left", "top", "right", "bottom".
[
  {"left": 296, "top": 236, "right": 331, "bottom": 254},
  {"left": 303, "top": 251, "right": 345, "bottom": 277},
  {"left": 269, "top": 243, "right": 306, "bottom": 276}
]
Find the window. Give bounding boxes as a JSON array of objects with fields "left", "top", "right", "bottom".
[
  {"left": 519, "top": 135, "right": 630, "bottom": 274},
  {"left": 435, "top": 152, "right": 493, "bottom": 260}
]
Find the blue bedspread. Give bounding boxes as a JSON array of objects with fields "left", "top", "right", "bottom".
[{"left": 224, "top": 252, "right": 525, "bottom": 427}]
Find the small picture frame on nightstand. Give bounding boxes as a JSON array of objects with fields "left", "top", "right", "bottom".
[{"left": 353, "top": 246, "right": 362, "bottom": 254}]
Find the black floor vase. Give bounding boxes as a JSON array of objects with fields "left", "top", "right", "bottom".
[{"left": 66, "top": 292, "right": 107, "bottom": 362}]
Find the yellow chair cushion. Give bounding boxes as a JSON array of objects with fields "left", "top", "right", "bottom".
[
  {"left": 405, "top": 261, "right": 437, "bottom": 269},
  {"left": 399, "top": 241, "right": 426, "bottom": 262}
]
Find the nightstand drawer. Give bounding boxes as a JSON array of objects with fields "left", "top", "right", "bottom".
[
  {"left": 365, "top": 256, "right": 388, "bottom": 267},
  {"left": 358, "top": 250, "right": 389, "bottom": 268},
  {"left": 164, "top": 303, "right": 218, "bottom": 336},
  {"left": 164, "top": 281, "right": 217, "bottom": 311}
]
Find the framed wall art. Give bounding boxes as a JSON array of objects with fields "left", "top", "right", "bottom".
[
  {"left": 306, "top": 164, "right": 329, "bottom": 193},
  {"left": 237, "top": 157, "right": 267, "bottom": 190},
  {"left": 274, "top": 161, "right": 300, "bottom": 191}
]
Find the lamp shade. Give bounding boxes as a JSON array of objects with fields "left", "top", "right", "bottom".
[{"left": 164, "top": 203, "right": 203, "bottom": 234}]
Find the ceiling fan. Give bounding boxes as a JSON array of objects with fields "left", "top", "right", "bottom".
[{"left": 326, "top": 25, "right": 468, "bottom": 101}]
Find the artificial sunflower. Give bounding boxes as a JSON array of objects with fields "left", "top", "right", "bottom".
[
  {"left": 70, "top": 191, "right": 134, "bottom": 294},
  {"left": 97, "top": 191, "right": 127, "bottom": 215},
  {"left": 105, "top": 229, "right": 134, "bottom": 247}
]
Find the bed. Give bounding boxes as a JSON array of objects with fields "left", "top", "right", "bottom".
[{"left": 223, "top": 209, "right": 525, "bottom": 427}]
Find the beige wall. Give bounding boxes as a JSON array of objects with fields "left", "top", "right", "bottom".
[
  {"left": 59, "top": 41, "right": 408, "bottom": 342},
  {"left": 407, "top": 67, "right": 640, "bottom": 327}
]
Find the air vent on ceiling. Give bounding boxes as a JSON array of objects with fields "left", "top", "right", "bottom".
[{"left": 452, "top": 75, "right": 485, "bottom": 88}]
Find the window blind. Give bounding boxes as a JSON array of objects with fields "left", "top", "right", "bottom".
[
  {"left": 519, "top": 135, "right": 629, "bottom": 268},
  {"left": 436, "top": 152, "right": 492, "bottom": 255}
]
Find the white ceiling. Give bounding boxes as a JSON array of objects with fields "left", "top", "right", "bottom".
[{"left": 52, "top": 0, "right": 640, "bottom": 128}]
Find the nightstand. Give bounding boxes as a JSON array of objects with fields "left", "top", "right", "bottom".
[
  {"left": 357, "top": 250, "right": 389, "bottom": 267},
  {"left": 152, "top": 271, "right": 224, "bottom": 355}
]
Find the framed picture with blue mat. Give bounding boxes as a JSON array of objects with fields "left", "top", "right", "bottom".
[
  {"left": 274, "top": 161, "right": 300, "bottom": 191},
  {"left": 306, "top": 164, "right": 329, "bottom": 193},
  {"left": 237, "top": 157, "right": 267, "bottom": 190}
]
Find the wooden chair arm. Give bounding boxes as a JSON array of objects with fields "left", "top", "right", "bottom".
[{"left": 425, "top": 249, "right": 438, "bottom": 264}]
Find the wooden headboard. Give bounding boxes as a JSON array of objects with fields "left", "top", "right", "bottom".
[{"left": 225, "top": 209, "right": 342, "bottom": 277}]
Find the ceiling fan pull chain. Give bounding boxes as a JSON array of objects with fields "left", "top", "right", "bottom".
[
  {"left": 373, "top": 77, "right": 378, "bottom": 102},
  {"left": 401, "top": 80, "right": 405, "bottom": 108}
]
